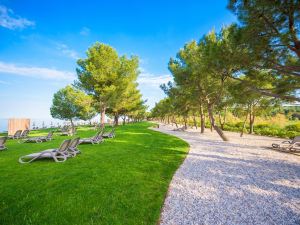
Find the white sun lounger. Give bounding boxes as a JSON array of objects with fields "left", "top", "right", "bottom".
[
  {"left": 0, "top": 137, "right": 7, "bottom": 150},
  {"left": 68, "top": 137, "right": 81, "bottom": 157},
  {"left": 23, "top": 131, "right": 54, "bottom": 143},
  {"left": 79, "top": 130, "right": 104, "bottom": 145},
  {"left": 8, "top": 130, "right": 22, "bottom": 139},
  {"left": 272, "top": 136, "right": 300, "bottom": 151},
  {"left": 102, "top": 127, "right": 115, "bottom": 138},
  {"left": 19, "top": 139, "right": 71, "bottom": 163}
]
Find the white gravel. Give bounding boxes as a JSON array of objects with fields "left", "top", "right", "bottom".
[{"left": 153, "top": 124, "right": 300, "bottom": 225}]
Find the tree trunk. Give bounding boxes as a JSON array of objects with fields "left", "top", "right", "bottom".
[
  {"left": 171, "top": 116, "right": 175, "bottom": 126},
  {"left": 114, "top": 115, "right": 119, "bottom": 126},
  {"left": 249, "top": 106, "right": 255, "bottom": 134},
  {"left": 240, "top": 107, "right": 250, "bottom": 137},
  {"left": 193, "top": 113, "right": 197, "bottom": 129},
  {"left": 249, "top": 114, "right": 255, "bottom": 134},
  {"left": 207, "top": 104, "right": 229, "bottom": 141},
  {"left": 100, "top": 107, "right": 106, "bottom": 128},
  {"left": 222, "top": 107, "right": 227, "bottom": 129},
  {"left": 218, "top": 112, "right": 223, "bottom": 130},
  {"left": 122, "top": 116, "right": 126, "bottom": 125},
  {"left": 183, "top": 117, "right": 187, "bottom": 129},
  {"left": 199, "top": 104, "right": 205, "bottom": 133},
  {"left": 218, "top": 107, "right": 227, "bottom": 130},
  {"left": 70, "top": 119, "right": 75, "bottom": 135},
  {"left": 174, "top": 118, "right": 178, "bottom": 128}
]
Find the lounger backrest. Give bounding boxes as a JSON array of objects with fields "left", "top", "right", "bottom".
[
  {"left": 0, "top": 137, "right": 7, "bottom": 146},
  {"left": 14, "top": 130, "right": 22, "bottom": 137},
  {"left": 292, "top": 136, "right": 300, "bottom": 143},
  {"left": 62, "top": 126, "right": 68, "bottom": 132},
  {"left": 21, "top": 129, "right": 30, "bottom": 137},
  {"left": 94, "top": 130, "right": 103, "bottom": 139},
  {"left": 57, "top": 139, "right": 71, "bottom": 153},
  {"left": 69, "top": 137, "right": 80, "bottom": 149},
  {"left": 47, "top": 131, "right": 54, "bottom": 139}
]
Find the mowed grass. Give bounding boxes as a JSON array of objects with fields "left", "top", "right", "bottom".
[{"left": 0, "top": 122, "right": 189, "bottom": 225}]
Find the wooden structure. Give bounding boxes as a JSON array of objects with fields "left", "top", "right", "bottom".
[{"left": 8, "top": 118, "right": 30, "bottom": 135}]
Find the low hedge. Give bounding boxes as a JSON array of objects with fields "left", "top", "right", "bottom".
[{"left": 222, "top": 122, "right": 300, "bottom": 139}]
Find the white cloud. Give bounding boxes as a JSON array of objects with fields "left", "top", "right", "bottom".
[
  {"left": 0, "top": 5, "right": 35, "bottom": 30},
  {"left": 80, "top": 27, "right": 90, "bottom": 36},
  {"left": 0, "top": 61, "right": 75, "bottom": 81},
  {"left": 137, "top": 70, "right": 173, "bottom": 109},
  {"left": 138, "top": 72, "right": 173, "bottom": 86},
  {"left": 56, "top": 43, "right": 79, "bottom": 59}
]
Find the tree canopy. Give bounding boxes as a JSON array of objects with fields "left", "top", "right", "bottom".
[
  {"left": 50, "top": 85, "right": 96, "bottom": 130},
  {"left": 75, "top": 42, "right": 146, "bottom": 126}
]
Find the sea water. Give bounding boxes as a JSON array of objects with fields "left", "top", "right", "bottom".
[
  {"left": 0, "top": 119, "right": 7, "bottom": 132},
  {"left": 0, "top": 118, "right": 101, "bottom": 132},
  {"left": 0, "top": 118, "right": 74, "bottom": 132}
]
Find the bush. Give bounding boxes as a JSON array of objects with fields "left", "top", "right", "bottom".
[
  {"left": 235, "top": 122, "right": 244, "bottom": 128},
  {"left": 255, "top": 123, "right": 271, "bottom": 129},
  {"left": 208, "top": 121, "right": 300, "bottom": 139},
  {"left": 285, "top": 123, "right": 300, "bottom": 132},
  {"left": 286, "top": 131, "right": 299, "bottom": 139}
]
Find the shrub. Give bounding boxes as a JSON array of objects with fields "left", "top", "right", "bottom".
[
  {"left": 285, "top": 123, "right": 300, "bottom": 132},
  {"left": 286, "top": 131, "right": 299, "bottom": 139},
  {"left": 235, "top": 122, "right": 244, "bottom": 128}
]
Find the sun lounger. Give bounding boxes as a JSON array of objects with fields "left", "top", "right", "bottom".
[
  {"left": 61, "top": 128, "right": 73, "bottom": 136},
  {"left": 60, "top": 126, "right": 77, "bottom": 136},
  {"left": 22, "top": 131, "right": 54, "bottom": 143},
  {"left": 79, "top": 130, "right": 104, "bottom": 144},
  {"left": 173, "top": 126, "right": 186, "bottom": 131},
  {"left": 272, "top": 136, "right": 300, "bottom": 151},
  {"left": 0, "top": 137, "right": 7, "bottom": 150},
  {"left": 18, "top": 129, "right": 31, "bottom": 143},
  {"left": 102, "top": 127, "right": 115, "bottom": 138},
  {"left": 8, "top": 130, "right": 22, "bottom": 139},
  {"left": 19, "top": 139, "right": 71, "bottom": 163},
  {"left": 39, "top": 131, "right": 54, "bottom": 142},
  {"left": 68, "top": 137, "right": 81, "bottom": 157},
  {"left": 20, "top": 129, "right": 30, "bottom": 139}
]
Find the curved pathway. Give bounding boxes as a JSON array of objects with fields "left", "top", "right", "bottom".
[{"left": 153, "top": 124, "right": 300, "bottom": 225}]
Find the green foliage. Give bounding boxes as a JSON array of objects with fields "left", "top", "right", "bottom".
[
  {"left": 152, "top": 1, "right": 300, "bottom": 138},
  {"left": 76, "top": 42, "right": 146, "bottom": 124},
  {"left": 76, "top": 43, "right": 120, "bottom": 107},
  {"left": 223, "top": 122, "right": 300, "bottom": 138},
  {"left": 0, "top": 122, "right": 189, "bottom": 225},
  {"left": 228, "top": 0, "right": 300, "bottom": 101},
  {"left": 285, "top": 123, "right": 300, "bottom": 132},
  {"left": 50, "top": 85, "right": 95, "bottom": 124}
]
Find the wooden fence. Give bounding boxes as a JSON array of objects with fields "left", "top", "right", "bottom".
[{"left": 8, "top": 118, "right": 30, "bottom": 135}]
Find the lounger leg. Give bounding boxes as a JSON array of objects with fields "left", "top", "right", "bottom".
[
  {"left": 19, "top": 152, "right": 47, "bottom": 163},
  {"left": 53, "top": 153, "right": 67, "bottom": 162}
]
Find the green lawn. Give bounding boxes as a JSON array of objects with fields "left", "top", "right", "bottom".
[{"left": 0, "top": 122, "right": 189, "bottom": 225}]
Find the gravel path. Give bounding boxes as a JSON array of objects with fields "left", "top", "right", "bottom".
[{"left": 153, "top": 124, "right": 300, "bottom": 225}]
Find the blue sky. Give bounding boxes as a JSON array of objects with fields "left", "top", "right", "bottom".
[{"left": 0, "top": 0, "right": 236, "bottom": 119}]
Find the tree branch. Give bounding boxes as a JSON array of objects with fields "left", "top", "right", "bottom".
[{"left": 230, "top": 76, "right": 300, "bottom": 102}]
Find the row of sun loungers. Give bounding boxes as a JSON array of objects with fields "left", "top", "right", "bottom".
[
  {"left": 18, "top": 128, "right": 115, "bottom": 163},
  {"left": 59, "top": 126, "right": 77, "bottom": 136},
  {"left": 1, "top": 127, "right": 113, "bottom": 163},
  {"left": 22, "top": 131, "right": 54, "bottom": 143},
  {"left": 19, "top": 138, "right": 81, "bottom": 163},
  {"left": 8, "top": 129, "right": 30, "bottom": 139},
  {"left": 79, "top": 130, "right": 104, "bottom": 145},
  {"left": 272, "top": 136, "right": 300, "bottom": 152}
]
